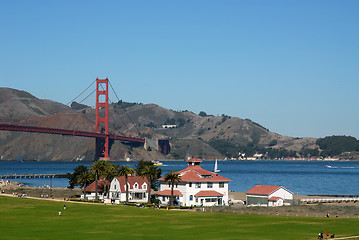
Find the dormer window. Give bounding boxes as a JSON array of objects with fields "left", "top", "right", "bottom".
[
  {"left": 202, "top": 175, "right": 212, "bottom": 178},
  {"left": 134, "top": 183, "right": 138, "bottom": 189}
]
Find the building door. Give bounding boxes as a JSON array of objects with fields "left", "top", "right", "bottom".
[{"left": 218, "top": 198, "right": 222, "bottom": 206}]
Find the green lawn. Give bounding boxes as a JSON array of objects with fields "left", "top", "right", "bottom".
[{"left": 0, "top": 196, "right": 358, "bottom": 240}]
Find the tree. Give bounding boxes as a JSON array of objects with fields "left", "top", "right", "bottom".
[
  {"left": 67, "top": 165, "right": 88, "bottom": 189},
  {"left": 199, "top": 111, "right": 207, "bottom": 117},
  {"left": 102, "top": 162, "right": 118, "bottom": 198},
  {"left": 164, "top": 170, "right": 182, "bottom": 207},
  {"left": 140, "top": 164, "right": 161, "bottom": 204},
  {"left": 136, "top": 160, "right": 162, "bottom": 191},
  {"left": 90, "top": 160, "right": 107, "bottom": 201},
  {"left": 118, "top": 165, "right": 135, "bottom": 203},
  {"left": 77, "top": 170, "right": 94, "bottom": 201}
]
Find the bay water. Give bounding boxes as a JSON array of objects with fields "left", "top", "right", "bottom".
[{"left": 1, "top": 160, "right": 358, "bottom": 195}]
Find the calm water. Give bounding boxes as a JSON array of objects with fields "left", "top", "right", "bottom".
[{"left": 1, "top": 160, "right": 358, "bottom": 195}]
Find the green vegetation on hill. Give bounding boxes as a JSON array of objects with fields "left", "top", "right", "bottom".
[
  {"left": 208, "top": 139, "right": 297, "bottom": 159},
  {"left": 316, "top": 136, "right": 359, "bottom": 157},
  {"left": 208, "top": 136, "right": 359, "bottom": 159},
  {"left": 0, "top": 196, "right": 358, "bottom": 240}
]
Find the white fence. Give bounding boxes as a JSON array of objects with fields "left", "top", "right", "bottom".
[{"left": 301, "top": 197, "right": 359, "bottom": 204}]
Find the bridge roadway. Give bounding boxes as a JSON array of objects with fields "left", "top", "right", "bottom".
[
  {"left": 0, "top": 173, "right": 68, "bottom": 179},
  {"left": 0, "top": 123, "right": 145, "bottom": 143}
]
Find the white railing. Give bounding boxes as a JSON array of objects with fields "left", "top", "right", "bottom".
[{"left": 301, "top": 197, "right": 359, "bottom": 203}]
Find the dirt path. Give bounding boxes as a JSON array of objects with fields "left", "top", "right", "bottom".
[{"left": 334, "top": 236, "right": 359, "bottom": 239}]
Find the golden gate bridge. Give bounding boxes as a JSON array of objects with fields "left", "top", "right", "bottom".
[{"left": 0, "top": 78, "right": 170, "bottom": 160}]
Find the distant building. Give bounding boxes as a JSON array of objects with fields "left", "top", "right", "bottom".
[
  {"left": 246, "top": 185, "right": 293, "bottom": 206},
  {"left": 253, "top": 153, "right": 263, "bottom": 159},
  {"left": 161, "top": 124, "right": 177, "bottom": 129},
  {"left": 82, "top": 176, "right": 149, "bottom": 203},
  {"left": 155, "top": 158, "right": 231, "bottom": 207}
]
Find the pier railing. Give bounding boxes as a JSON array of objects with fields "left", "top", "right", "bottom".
[
  {"left": 0, "top": 174, "right": 68, "bottom": 179},
  {"left": 301, "top": 197, "right": 359, "bottom": 204}
]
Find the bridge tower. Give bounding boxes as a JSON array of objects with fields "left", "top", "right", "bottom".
[{"left": 95, "top": 78, "right": 110, "bottom": 160}]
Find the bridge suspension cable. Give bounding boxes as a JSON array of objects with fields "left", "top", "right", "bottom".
[
  {"left": 98, "top": 81, "right": 137, "bottom": 138},
  {"left": 108, "top": 80, "right": 142, "bottom": 137},
  {"left": 12, "top": 80, "right": 97, "bottom": 126},
  {"left": 108, "top": 80, "right": 154, "bottom": 161}
]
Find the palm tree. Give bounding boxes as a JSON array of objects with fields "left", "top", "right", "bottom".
[
  {"left": 140, "top": 164, "right": 158, "bottom": 204},
  {"left": 118, "top": 165, "right": 135, "bottom": 203},
  {"left": 90, "top": 160, "right": 107, "bottom": 201},
  {"left": 103, "top": 163, "right": 118, "bottom": 198},
  {"left": 77, "top": 170, "right": 94, "bottom": 201},
  {"left": 164, "top": 170, "right": 182, "bottom": 207}
]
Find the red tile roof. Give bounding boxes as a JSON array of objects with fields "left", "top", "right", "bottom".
[
  {"left": 113, "top": 176, "right": 149, "bottom": 192},
  {"left": 245, "top": 185, "right": 282, "bottom": 195},
  {"left": 155, "top": 189, "right": 183, "bottom": 196},
  {"left": 158, "top": 158, "right": 230, "bottom": 182},
  {"left": 85, "top": 180, "right": 109, "bottom": 192},
  {"left": 268, "top": 197, "right": 281, "bottom": 201},
  {"left": 194, "top": 190, "right": 224, "bottom": 197},
  {"left": 186, "top": 158, "right": 202, "bottom": 162}
]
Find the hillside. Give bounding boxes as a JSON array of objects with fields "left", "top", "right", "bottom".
[{"left": 0, "top": 87, "right": 320, "bottom": 161}]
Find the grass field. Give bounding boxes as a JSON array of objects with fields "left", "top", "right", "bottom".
[{"left": 1, "top": 196, "right": 358, "bottom": 240}]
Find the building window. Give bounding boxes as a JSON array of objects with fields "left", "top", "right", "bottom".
[
  {"left": 189, "top": 195, "right": 193, "bottom": 201},
  {"left": 189, "top": 182, "right": 192, "bottom": 187},
  {"left": 195, "top": 183, "right": 201, "bottom": 188},
  {"left": 162, "top": 196, "right": 165, "bottom": 201},
  {"left": 202, "top": 175, "right": 211, "bottom": 178},
  {"left": 219, "top": 182, "right": 224, "bottom": 188},
  {"left": 207, "top": 182, "right": 213, "bottom": 188},
  {"left": 143, "top": 184, "right": 147, "bottom": 190},
  {"left": 114, "top": 185, "right": 116, "bottom": 190},
  {"left": 134, "top": 183, "right": 138, "bottom": 189},
  {"left": 134, "top": 193, "right": 144, "bottom": 199}
]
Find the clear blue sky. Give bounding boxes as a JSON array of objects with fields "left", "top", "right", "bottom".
[{"left": 1, "top": 0, "right": 358, "bottom": 139}]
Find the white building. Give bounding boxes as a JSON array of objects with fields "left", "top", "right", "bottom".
[
  {"left": 161, "top": 124, "right": 177, "bottom": 129},
  {"left": 246, "top": 185, "right": 294, "bottom": 207},
  {"left": 109, "top": 176, "right": 149, "bottom": 204},
  {"left": 155, "top": 158, "right": 231, "bottom": 207},
  {"left": 81, "top": 180, "right": 109, "bottom": 201}
]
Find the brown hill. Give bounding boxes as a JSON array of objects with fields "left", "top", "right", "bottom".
[{"left": 0, "top": 88, "right": 317, "bottom": 161}]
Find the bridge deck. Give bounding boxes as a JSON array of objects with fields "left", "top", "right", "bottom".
[{"left": 0, "top": 123, "right": 145, "bottom": 143}]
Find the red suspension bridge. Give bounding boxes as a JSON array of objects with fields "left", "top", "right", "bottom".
[{"left": 0, "top": 78, "right": 170, "bottom": 160}]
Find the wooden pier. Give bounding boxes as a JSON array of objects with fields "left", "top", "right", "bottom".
[{"left": 0, "top": 173, "right": 68, "bottom": 179}]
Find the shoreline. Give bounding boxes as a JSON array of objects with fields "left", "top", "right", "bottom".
[
  {"left": 1, "top": 159, "right": 359, "bottom": 162},
  {"left": 1, "top": 185, "right": 358, "bottom": 219}
]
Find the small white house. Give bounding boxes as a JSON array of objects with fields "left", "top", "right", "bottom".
[
  {"left": 246, "top": 185, "right": 293, "bottom": 206},
  {"left": 109, "top": 176, "right": 149, "bottom": 204},
  {"left": 162, "top": 124, "right": 177, "bottom": 129},
  {"left": 156, "top": 158, "right": 231, "bottom": 207},
  {"left": 81, "top": 180, "right": 109, "bottom": 201}
]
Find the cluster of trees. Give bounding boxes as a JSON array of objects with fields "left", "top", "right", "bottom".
[
  {"left": 164, "top": 118, "right": 186, "bottom": 127},
  {"left": 71, "top": 101, "right": 88, "bottom": 110},
  {"left": 67, "top": 160, "right": 181, "bottom": 207},
  {"left": 67, "top": 160, "right": 162, "bottom": 203},
  {"left": 208, "top": 135, "right": 359, "bottom": 159},
  {"left": 115, "top": 100, "right": 143, "bottom": 109},
  {"left": 208, "top": 139, "right": 302, "bottom": 159},
  {"left": 316, "top": 136, "right": 359, "bottom": 157}
]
